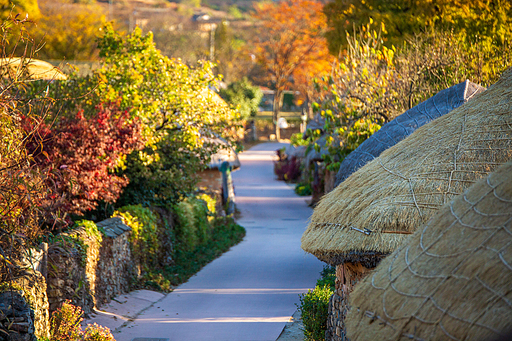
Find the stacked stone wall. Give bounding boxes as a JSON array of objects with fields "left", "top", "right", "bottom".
[
  {"left": 94, "top": 217, "right": 133, "bottom": 306},
  {"left": 46, "top": 217, "right": 134, "bottom": 315},
  {"left": 0, "top": 270, "right": 49, "bottom": 341},
  {"left": 325, "top": 263, "right": 375, "bottom": 341},
  {"left": 46, "top": 239, "right": 94, "bottom": 316}
]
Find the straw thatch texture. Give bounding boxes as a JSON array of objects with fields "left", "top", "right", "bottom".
[
  {"left": 0, "top": 58, "right": 67, "bottom": 80},
  {"left": 302, "top": 68, "right": 512, "bottom": 265},
  {"left": 334, "top": 80, "right": 485, "bottom": 187},
  {"left": 345, "top": 161, "right": 512, "bottom": 341},
  {"left": 305, "top": 113, "right": 326, "bottom": 136},
  {"left": 206, "top": 136, "right": 241, "bottom": 170},
  {"left": 305, "top": 135, "right": 342, "bottom": 170}
]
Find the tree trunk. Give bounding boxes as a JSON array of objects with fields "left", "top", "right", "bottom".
[
  {"left": 273, "top": 90, "right": 282, "bottom": 141},
  {"left": 306, "top": 95, "right": 314, "bottom": 119}
]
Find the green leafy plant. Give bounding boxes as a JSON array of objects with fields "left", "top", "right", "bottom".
[
  {"left": 174, "top": 199, "right": 199, "bottom": 252},
  {"left": 174, "top": 195, "right": 214, "bottom": 251},
  {"left": 290, "top": 133, "right": 310, "bottom": 147},
  {"left": 49, "top": 300, "right": 84, "bottom": 341},
  {"left": 298, "top": 286, "right": 332, "bottom": 341},
  {"left": 168, "top": 216, "right": 245, "bottom": 285},
  {"left": 298, "top": 265, "right": 336, "bottom": 341},
  {"left": 294, "top": 183, "right": 312, "bottom": 196},
  {"left": 219, "top": 77, "right": 263, "bottom": 121},
  {"left": 75, "top": 220, "right": 103, "bottom": 243},
  {"left": 49, "top": 300, "right": 115, "bottom": 341},
  {"left": 113, "top": 205, "right": 159, "bottom": 274}
]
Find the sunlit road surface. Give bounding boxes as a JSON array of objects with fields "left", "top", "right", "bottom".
[{"left": 114, "top": 142, "right": 324, "bottom": 341}]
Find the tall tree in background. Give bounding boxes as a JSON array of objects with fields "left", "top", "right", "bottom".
[
  {"left": 252, "top": 0, "right": 329, "bottom": 140},
  {"left": 292, "top": 46, "right": 333, "bottom": 119}
]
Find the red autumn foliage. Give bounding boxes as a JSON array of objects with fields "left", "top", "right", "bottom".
[{"left": 22, "top": 103, "right": 145, "bottom": 227}]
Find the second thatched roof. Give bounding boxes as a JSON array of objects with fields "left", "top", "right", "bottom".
[
  {"left": 334, "top": 80, "right": 485, "bottom": 187},
  {"left": 301, "top": 68, "right": 512, "bottom": 265},
  {"left": 0, "top": 58, "right": 67, "bottom": 80},
  {"left": 345, "top": 160, "right": 512, "bottom": 341}
]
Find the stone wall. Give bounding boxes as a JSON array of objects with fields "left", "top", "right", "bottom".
[
  {"left": 197, "top": 169, "right": 223, "bottom": 193},
  {"left": 46, "top": 237, "right": 95, "bottom": 316},
  {"left": 324, "top": 169, "right": 337, "bottom": 194},
  {"left": 46, "top": 218, "right": 133, "bottom": 316},
  {"left": 325, "top": 263, "right": 375, "bottom": 341},
  {"left": 94, "top": 218, "right": 133, "bottom": 306},
  {"left": 0, "top": 270, "right": 49, "bottom": 341}
]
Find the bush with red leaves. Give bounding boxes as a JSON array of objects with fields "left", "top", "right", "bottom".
[{"left": 23, "top": 103, "right": 145, "bottom": 229}]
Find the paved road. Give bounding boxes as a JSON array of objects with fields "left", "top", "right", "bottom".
[{"left": 110, "top": 142, "right": 324, "bottom": 341}]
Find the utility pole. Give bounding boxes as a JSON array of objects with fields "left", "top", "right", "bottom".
[
  {"left": 209, "top": 25, "right": 216, "bottom": 61},
  {"left": 109, "top": 0, "right": 113, "bottom": 21}
]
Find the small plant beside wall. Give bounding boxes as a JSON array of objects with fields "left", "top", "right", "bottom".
[
  {"left": 298, "top": 266, "right": 335, "bottom": 341},
  {"left": 44, "top": 300, "right": 115, "bottom": 341}
]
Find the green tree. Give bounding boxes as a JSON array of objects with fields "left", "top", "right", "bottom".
[
  {"left": 220, "top": 77, "right": 263, "bottom": 121},
  {"left": 95, "top": 25, "right": 238, "bottom": 206},
  {"left": 96, "top": 24, "right": 236, "bottom": 144}
]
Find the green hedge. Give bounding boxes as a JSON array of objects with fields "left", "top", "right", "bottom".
[{"left": 298, "top": 265, "right": 335, "bottom": 341}]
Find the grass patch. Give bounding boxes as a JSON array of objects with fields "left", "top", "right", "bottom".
[{"left": 143, "top": 216, "right": 245, "bottom": 290}]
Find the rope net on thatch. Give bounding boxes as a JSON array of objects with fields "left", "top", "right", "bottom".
[
  {"left": 301, "top": 68, "right": 512, "bottom": 265},
  {"left": 345, "top": 160, "right": 512, "bottom": 341},
  {"left": 334, "top": 80, "right": 486, "bottom": 187}
]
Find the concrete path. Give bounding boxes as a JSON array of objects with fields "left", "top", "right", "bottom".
[{"left": 86, "top": 142, "right": 323, "bottom": 341}]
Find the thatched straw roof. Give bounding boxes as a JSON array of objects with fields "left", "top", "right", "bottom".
[
  {"left": 305, "top": 113, "right": 326, "bottom": 134},
  {"left": 301, "top": 68, "right": 512, "bottom": 265},
  {"left": 282, "top": 144, "right": 307, "bottom": 160},
  {"left": 334, "top": 80, "right": 485, "bottom": 187},
  {"left": 0, "top": 58, "right": 67, "bottom": 80},
  {"left": 346, "top": 160, "right": 512, "bottom": 341},
  {"left": 206, "top": 136, "right": 240, "bottom": 170}
]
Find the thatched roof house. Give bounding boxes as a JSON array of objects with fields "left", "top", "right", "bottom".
[
  {"left": 0, "top": 58, "right": 67, "bottom": 80},
  {"left": 302, "top": 69, "right": 512, "bottom": 266},
  {"left": 346, "top": 160, "right": 512, "bottom": 341},
  {"left": 206, "top": 136, "right": 240, "bottom": 170},
  {"left": 334, "top": 80, "right": 485, "bottom": 187}
]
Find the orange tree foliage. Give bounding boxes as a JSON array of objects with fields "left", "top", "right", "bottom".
[{"left": 252, "top": 0, "right": 331, "bottom": 137}]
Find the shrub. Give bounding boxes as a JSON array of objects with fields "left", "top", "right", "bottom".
[
  {"left": 298, "top": 285, "right": 332, "bottom": 341},
  {"left": 274, "top": 156, "right": 302, "bottom": 182},
  {"left": 22, "top": 103, "right": 145, "bottom": 230},
  {"left": 295, "top": 183, "right": 312, "bottom": 196},
  {"left": 169, "top": 216, "right": 245, "bottom": 285},
  {"left": 83, "top": 323, "right": 116, "bottom": 341},
  {"left": 174, "top": 195, "right": 214, "bottom": 251},
  {"left": 316, "top": 265, "right": 335, "bottom": 291},
  {"left": 298, "top": 265, "right": 336, "bottom": 341},
  {"left": 48, "top": 300, "right": 115, "bottom": 341},
  {"left": 113, "top": 205, "right": 159, "bottom": 274},
  {"left": 174, "top": 199, "right": 199, "bottom": 252},
  {"left": 49, "top": 300, "right": 83, "bottom": 341}
]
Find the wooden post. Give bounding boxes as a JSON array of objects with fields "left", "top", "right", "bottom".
[{"left": 41, "top": 242, "right": 48, "bottom": 281}]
